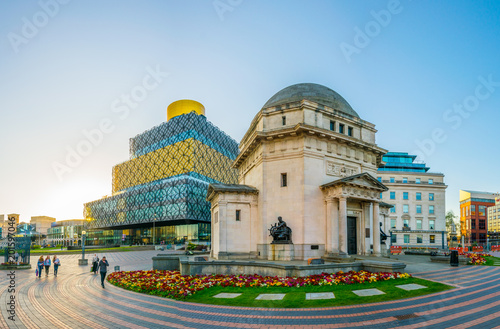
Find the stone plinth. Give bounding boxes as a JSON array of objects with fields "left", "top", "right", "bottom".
[
  {"left": 268, "top": 244, "right": 294, "bottom": 261},
  {"left": 78, "top": 259, "right": 88, "bottom": 265},
  {"left": 152, "top": 255, "right": 180, "bottom": 271}
]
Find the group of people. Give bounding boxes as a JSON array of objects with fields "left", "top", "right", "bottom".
[
  {"left": 35, "top": 253, "right": 110, "bottom": 288},
  {"left": 36, "top": 255, "right": 60, "bottom": 277},
  {"left": 91, "top": 254, "right": 110, "bottom": 288}
]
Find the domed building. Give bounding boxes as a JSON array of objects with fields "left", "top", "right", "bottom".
[{"left": 207, "top": 83, "right": 392, "bottom": 260}]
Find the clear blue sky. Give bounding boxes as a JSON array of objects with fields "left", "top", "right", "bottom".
[{"left": 1, "top": 0, "right": 499, "bottom": 222}]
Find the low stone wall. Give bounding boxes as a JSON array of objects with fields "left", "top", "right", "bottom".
[
  {"left": 430, "top": 255, "right": 468, "bottom": 265},
  {"left": 152, "top": 255, "right": 181, "bottom": 271},
  {"left": 176, "top": 259, "right": 406, "bottom": 276}
]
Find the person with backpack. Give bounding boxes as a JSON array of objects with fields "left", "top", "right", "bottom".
[
  {"left": 91, "top": 254, "right": 99, "bottom": 274},
  {"left": 98, "top": 256, "right": 110, "bottom": 288},
  {"left": 53, "top": 256, "right": 61, "bottom": 276},
  {"left": 44, "top": 255, "right": 51, "bottom": 276}
]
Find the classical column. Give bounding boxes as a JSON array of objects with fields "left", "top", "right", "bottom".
[
  {"left": 326, "top": 199, "right": 332, "bottom": 255},
  {"left": 332, "top": 199, "right": 339, "bottom": 255},
  {"left": 372, "top": 202, "right": 381, "bottom": 256},
  {"left": 339, "top": 197, "right": 348, "bottom": 255}
]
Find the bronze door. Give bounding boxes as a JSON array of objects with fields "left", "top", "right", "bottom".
[{"left": 347, "top": 216, "right": 357, "bottom": 255}]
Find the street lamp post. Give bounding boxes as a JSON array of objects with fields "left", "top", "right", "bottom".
[
  {"left": 78, "top": 230, "right": 88, "bottom": 265},
  {"left": 153, "top": 213, "right": 157, "bottom": 249}
]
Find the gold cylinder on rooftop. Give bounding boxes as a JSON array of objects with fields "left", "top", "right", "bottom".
[{"left": 167, "top": 99, "right": 205, "bottom": 121}]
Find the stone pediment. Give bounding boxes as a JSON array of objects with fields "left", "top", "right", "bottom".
[{"left": 321, "top": 172, "right": 388, "bottom": 192}]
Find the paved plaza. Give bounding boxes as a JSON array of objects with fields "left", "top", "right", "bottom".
[{"left": 1, "top": 250, "right": 500, "bottom": 328}]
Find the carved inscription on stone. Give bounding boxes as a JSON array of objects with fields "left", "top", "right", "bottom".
[{"left": 326, "top": 160, "right": 359, "bottom": 177}]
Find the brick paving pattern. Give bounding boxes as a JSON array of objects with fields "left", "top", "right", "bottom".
[{"left": 1, "top": 250, "right": 500, "bottom": 328}]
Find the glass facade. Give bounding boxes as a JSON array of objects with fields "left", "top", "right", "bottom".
[
  {"left": 378, "top": 152, "right": 430, "bottom": 172},
  {"left": 84, "top": 110, "right": 239, "bottom": 244}
]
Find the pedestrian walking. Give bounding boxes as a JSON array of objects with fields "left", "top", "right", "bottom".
[
  {"left": 53, "top": 256, "right": 61, "bottom": 276},
  {"left": 14, "top": 251, "right": 19, "bottom": 263},
  {"left": 44, "top": 255, "right": 51, "bottom": 276},
  {"left": 37, "top": 256, "right": 44, "bottom": 278},
  {"left": 92, "top": 254, "right": 99, "bottom": 274},
  {"left": 98, "top": 256, "right": 109, "bottom": 288}
]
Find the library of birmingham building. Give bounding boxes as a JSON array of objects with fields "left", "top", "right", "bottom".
[{"left": 84, "top": 83, "right": 447, "bottom": 258}]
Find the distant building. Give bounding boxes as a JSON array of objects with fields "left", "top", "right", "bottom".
[
  {"left": 459, "top": 190, "right": 497, "bottom": 245},
  {"left": 47, "top": 219, "right": 85, "bottom": 247},
  {"left": 378, "top": 152, "right": 447, "bottom": 249},
  {"left": 30, "top": 216, "right": 56, "bottom": 236},
  {"left": 487, "top": 196, "right": 500, "bottom": 239},
  {"left": 0, "top": 214, "right": 20, "bottom": 239}
]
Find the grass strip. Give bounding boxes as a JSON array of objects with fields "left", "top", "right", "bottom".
[{"left": 182, "top": 277, "right": 452, "bottom": 308}]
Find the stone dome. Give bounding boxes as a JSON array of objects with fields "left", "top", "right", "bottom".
[{"left": 262, "top": 83, "right": 359, "bottom": 118}]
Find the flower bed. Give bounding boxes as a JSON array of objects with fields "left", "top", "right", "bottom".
[
  {"left": 107, "top": 270, "right": 411, "bottom": 299},
  {"left": 466, "top": 252, "right": 491, "bottom": 265}
]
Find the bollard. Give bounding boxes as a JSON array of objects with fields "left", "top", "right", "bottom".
[
  {"left": 450, "top": 250, "right": 459, "bottom": 267},
  {"left": 114, "top": 266, "right": 120, "bottom": 272}
]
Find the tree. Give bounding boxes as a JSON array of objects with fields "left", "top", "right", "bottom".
[{"left": 445, "top": 210, "right": 457, "bottom": 231}]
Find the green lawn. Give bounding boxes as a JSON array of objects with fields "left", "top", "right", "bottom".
[
  {"left": 182, "top": 277, "right": 453, "bottom": 308},
  {"left": 484, "top": 256, "right": 500, "bottom": 266},
  {"left": 29, "top": 246, "right": 139, "bottom": 254}
]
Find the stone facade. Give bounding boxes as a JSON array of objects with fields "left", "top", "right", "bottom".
[
  {"left": 208, "top": 83, "right": 391, "bottom": 260},
  {"left": 378, "top": 171, "right": 447, "bottom": 249}
]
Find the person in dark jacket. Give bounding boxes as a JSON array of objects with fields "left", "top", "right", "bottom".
[{"left": 98, "top": 256, "right": 110, "bottom": 288}]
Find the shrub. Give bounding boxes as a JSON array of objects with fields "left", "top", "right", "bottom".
[{"left": 32, "top": 245, "right": 41, "bottom": 250}]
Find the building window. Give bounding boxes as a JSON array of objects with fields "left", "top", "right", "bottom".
[
  {"left": 479, "top": 219, "right": 485, "bottom": 229},
  {"left": 403, "top": 192, "right": 409, "bottom": 200},
  {"left": 377, "top": 177, "right": 382, "bottom": 182},
  {"left": 390, "top": 205, "right": 396, "bottom": 213},
  {"left": 339, "top": 123, "right": 345, "bottom": 134},
  {"left": 403, "top": 219, "right": 410, "bottom": 228},
  {"left": 471, "top": 205, "right": 476, "bottom": 215},
  {"left": 430, "top": 235, "right": 435, "bottom": 243},
  {"left": 429, "top": 193, "right": 434, "bottom": 201},
  {"left": 390, "top": 192, "right": 396, "bottom": 200},
  {"left": 416, "top": 205, "right": 422, "bottom": 214},
  {"left": 391, "top": 234, "right": 397, "bottom": 243},
  {"left": 403, "top": 177, "right": 408, "bottom": 183},
  {"left": 404, "top": 234, "right": 410, "bottom": 244},
  {"left": 417, "top": 235, "right": 423, "bottom": 244},
  {"left": 390, "top": 177, "right": 395, "bottom": 183},
  {"left": 479, "top": 206, "right": 486, "bottom": 216},
  {"left": 235, "top": 210, "right": 241, "bottom": 221},
  {"left": 391, "top": 219, "right": 396, "bottom": 229},
  {"left": 403, "top": 205, "right": 409, "bottom": 213},
  {"left": 281, "top": 173, "right": 287, "bottom": 187},
  {"left": 416, "top": 178, "right": 421, "bottom": 184},
  {"left": 379, "top": 193, "right": 383, "bottom": 199},
  {"left": 282, "top": 116, "right": 286, "bottom": 125},
  {"left": 416, "top": 219, "right": 422, "bottom": 229},
  {"left": 416, "top": 192, "right": 421, "bottom": 201},
  {"left": 330, "top": 120, "right": 335, "bottom": 131},
  {"left": 429, "top": 205, "right": 434, "bottom": 214},
  {"left": 347, "top": 127, "right": 353, "bottom": 136},
  {"left": 428, "top": 179, "right": 433, "bottom": 184},
  {"left": 429, "top": 220, "right": 435, "bottom": 230}
]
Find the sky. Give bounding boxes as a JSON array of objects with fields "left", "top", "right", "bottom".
[{"left": 0, "top": 0, "right": 499, "bottom": 223}]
